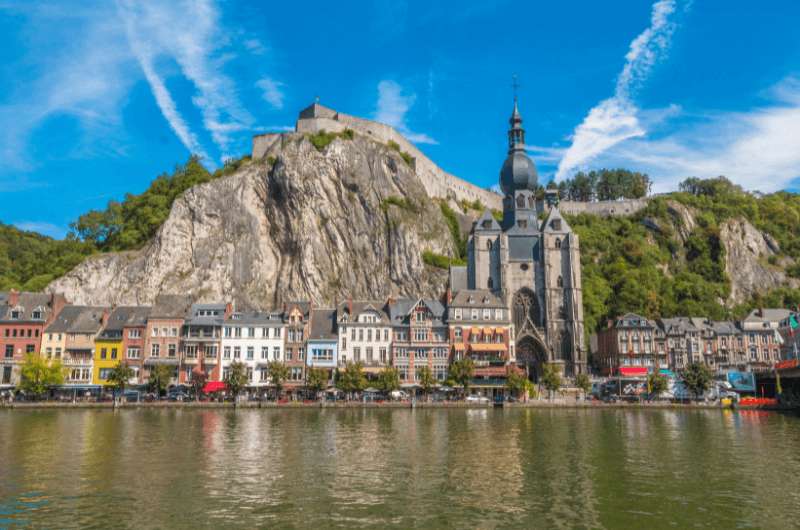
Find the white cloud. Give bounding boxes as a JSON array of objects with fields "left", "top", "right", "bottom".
[
  {"left": 117, "top": 0, "right": 256, "bottom": 158},
  {"left": 556, "top": 0, "right": 677, "bottom": 179},
  {"left": 256, "top": 78, "right": 286, "bottom": 109},
  {"left": 374, "top": 80, "right": 437, "bottom": 145},
  {"left": 597, "top": 78, "right": 800, "bottom": 193},
  {"left": 14, "top": 221, "right": 68, "bottom": 239}
]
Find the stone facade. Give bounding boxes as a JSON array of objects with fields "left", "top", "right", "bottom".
[{"left": 450, "top": 102, "right": 587, "bottom": 378}]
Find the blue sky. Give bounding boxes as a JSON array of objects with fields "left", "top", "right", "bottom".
[{"left": 1, "top": 0, "right": 799, "bottom": 239}]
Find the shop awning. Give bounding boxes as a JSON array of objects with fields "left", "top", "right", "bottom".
[
  {"left": 495, "top": 327, "right": 506, "bottom": 334},
  {"left": 452, "top": 343, "right": 466, "bottom": 351},
  {"left": 470, "top": 343, "right": 507, "bottom": 352},
  {"left": 474, "top": 366, "right": 508, "bottom": 377},
  {"left": 202, "top": 381, "right": 226, "bottom": 393},
  {"left": 618, "top": 367, "right": 648, "bottom": 377}
]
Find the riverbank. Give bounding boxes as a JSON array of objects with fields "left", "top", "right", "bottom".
[{"left": 0, "top": 400, "right": 752, "bottom": 410}]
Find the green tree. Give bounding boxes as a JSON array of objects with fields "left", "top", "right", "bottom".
[
  {"left": 540, "top": 363, "right": 562, "bottom": 400},
  {"left": 190, "top": 368, "right": 207, "bottom": 401},
  {"left": 268, "top": 361, "right": 290, "bottom": 399},
  {"left": 647, "top": 372, "right": 669, "bottom": 400},
  {"left": 224, "top": 361, "right": 249, "bottom": 402},
  {"left": 306, "top": 367, "right": 328, "bottom": 399},
  {"left": 18, "top": 353, "right": 64, "bottom": 399},
  {"left": 418, "top": 365, "right": 435, "bottom": 401},
  {"left": 375, "top": 367, "right": 400, "bottom": 394},
  {"left": 682, "top": 363, "right": 713, "bottom": 400},
  {"left": 148, "top": 364, "right": 173, "bottom": 398},
  {"left": 575, "top": 373, "right": 591, "bottom": 399},
  {"left": 448, "top": 358, "right": 475, "bottom": 397},
  {"left": 335, "top": 362, "right": 367, "bottom": 399},
  {"left": 506, "top": 369, "right": 535, "bottom": 400},
  {"left": 106, "top": 361, "right": 134, "bottom": 397}
]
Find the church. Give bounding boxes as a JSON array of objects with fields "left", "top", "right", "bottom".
[{"left": 449, "top": 99, "right": 587, "bottom": 378}]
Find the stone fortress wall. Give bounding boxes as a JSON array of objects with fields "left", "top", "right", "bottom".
[{"left": 252, "top": 103, "right": 650, "bottom": 218}]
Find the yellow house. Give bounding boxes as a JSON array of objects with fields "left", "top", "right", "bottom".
[{"left": 92, "top": 310, "right": 124, "bottom": 386}]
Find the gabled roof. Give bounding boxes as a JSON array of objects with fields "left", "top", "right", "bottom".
[
  {"left": 308, "top": 308, "right": 337, "bottom": 340},
  {"left": 473, "top": 210, "right": 501, "bottom": 232},
  {"left": 744, "top": 308, "right": 792, "bottom": 323},
  {"left": 614, "top": 313, "right": 655, "bottom": 328},
  {"left": 186, "top": 303, "right": 227, "bottom": 326},
  {"left": 542, "top": 207, "right": 571, "bottom": 233},
  {"left": 100, "top": 306, "right": 151, "bottom": 336},
  {"left": 46, "top": 306, "right": 107, "bottom": 334},
  {"left": 227, "top": 311, "right": 284, "bottom": 325},
  {"left": 658, "top": 317, "right": 698, "bottom": 334},
  {"left": 0, "top": 292, "right": 56, "bottom": 322},
  {"left": 336, "top": 300, "right": 390, "bottom": 323},
  {"left": 449, "top": 266, "right": 468, "bottom": 293},
  {"left": 284, "top": 301, "right": 311, "bottom": 318},
  {"left": 387, "top": 298, "right": 445, "bottom": 326}
]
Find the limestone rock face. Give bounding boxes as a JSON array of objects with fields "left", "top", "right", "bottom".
[
  {"left": 48, "top": 134, "right": 456, "bottom": 308},
  {"left": 719, "top": 217, "right": 798, "bottom": 305}
]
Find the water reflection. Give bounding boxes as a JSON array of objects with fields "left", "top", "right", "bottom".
[{"left": 2, "top": 408, "right": 800, "bottom": 528}]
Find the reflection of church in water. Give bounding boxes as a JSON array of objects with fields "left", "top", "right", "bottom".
[{"left": 449, "top": 98, "right": 586, "bottom": 377}]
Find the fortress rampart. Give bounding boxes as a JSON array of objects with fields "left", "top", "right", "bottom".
[{"left": 252, "top": 103, "right": 650, "bottom": 218}]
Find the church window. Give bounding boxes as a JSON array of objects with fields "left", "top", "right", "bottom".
[
  {"left": 552, "top": 219, "right": 562, "bottom": 231},
  {"left": 487, "top": 277, "right": 493, "bottom": 289},
  {"left": 557, "top": 275, "right": 564, "bottom": 287},
  {"left": 516, "top": 195, "right": 525, "bottom": 208},
  {"left": 520, "top": 263, "right": 529, "bottom": 271},
  {"left": 517, "top": 220, "right": 527, "bottom": 228},
  {"left": 486, "top": 240, "right": 492, "bottom": 250},
  {"left": 528, "top": 196, "right": 535, "bottom": 208},
  {"left": 555, "top": 238, "right": 561, "bottom": 249}
]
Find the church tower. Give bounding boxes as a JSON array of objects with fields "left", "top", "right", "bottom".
[{"left": 455, "top": 93, "right": 587, "bottom": 378}]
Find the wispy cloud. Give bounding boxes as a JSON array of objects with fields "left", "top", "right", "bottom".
[
  {"left": 556, "top": 0, "right": 678, "bottom": 179},
  {"left": 117, "top": 0, "right": 258, "bottom": 160},
  {"left": 596, "top": 77, "right": 800, "bottom": 193},
  {"left": 374, "top": 80, "right": 437, "bottom": 145},
  {"left": 256, "top": 77, "right": 286, "bottom": 109},
  {"left": 14, "top": 221, "right": 67, "bottom": 239}
]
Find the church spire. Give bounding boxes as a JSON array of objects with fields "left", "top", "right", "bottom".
[{"left": 508, "top": 75, "right": 525, "bottom": 152}]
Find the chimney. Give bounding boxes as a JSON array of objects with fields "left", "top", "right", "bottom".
[
  {"left": 8, "top": 289, "right": 19, "bottom": 307},
  {"left": 445, "top": 286, "right": 453, "bottom": 305},
  {"left": 225, "top": 302, "right": 234, "bottom": 318},
  {"left": 101, "top": 308, "right": 110, "bottom": 327},
  {"left": 758, "top": 308, "right": 764, "bottom": 318},
  {"left": 347, "top": 296, "right": 353, "bottom": 316},
  {"left": 49, "top": 293, "right": 67, "bottom": 323}
]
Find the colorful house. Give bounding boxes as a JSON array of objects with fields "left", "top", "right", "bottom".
[
  {"left": 93, "top": 307, "right": 149, "bottom": 386},
  {"left": 0, "top": 291, "right": 67, "bottom": 388},
  {"left": 306, "top": 308, "right": 338, "bottom": 385},
  {"left": 144, "top": 295, "right": 192, "bottom": 386}
]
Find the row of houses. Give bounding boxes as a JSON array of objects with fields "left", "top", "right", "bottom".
[
  {"left": 0, "top": 290, "right": 516, "bottom": 396},
  {"left": 594, "top": 309, "right": 800, "bottom": 376}
]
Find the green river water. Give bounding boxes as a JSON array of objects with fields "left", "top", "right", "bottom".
[{"left": 1, "top": 408, "right": 799, "bottom": 529}]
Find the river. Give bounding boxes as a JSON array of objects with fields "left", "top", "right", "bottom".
[{"left": 1, "top": 408, "right": 799, "bottom": 528}]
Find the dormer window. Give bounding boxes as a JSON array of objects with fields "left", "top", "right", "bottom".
[
  {"left": 467, "top": 296, "right": 474, "bottom": 304},
  {"left": 482, "top": 220, "right": 492, "bottom": 229},
  {"left": 516, "top": 195, "right": 525, "bottom": 208},
  {"left": 517, "top": 220, "right": 527, "bottom": 228},
  {"left": 551, "top": 219, "right": 562, "bottom": 231},
  {"left": 32, "top": 308, "right": 43, "bottom": 320},
  {"left": 10, "top": 307, "right": 22, "bottom": 319}
]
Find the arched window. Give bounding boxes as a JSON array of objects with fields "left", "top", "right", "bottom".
[
  {"left": 516, "top": 195, "right": 525, "bottom": 208},
  {"left": 528, "top": 196, "right": 535, "bottom": 208},
  {"left": 557, "top": 275, "right": 564, "bottom": 288},
  {"left": 555, "top": 238, "right": 561, "bottom": 249},
  {"left": 486, "top": 239, "right": 492, "bottom": 250},
  {"left": 487, "top": 277, "right": 493, "bottom": 289}
]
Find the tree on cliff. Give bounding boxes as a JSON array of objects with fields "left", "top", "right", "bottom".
[{"left": 18, "top": 353, "right": 64, "bottom": 399}]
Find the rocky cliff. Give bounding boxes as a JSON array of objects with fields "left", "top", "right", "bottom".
[{"left": 48, "top": 132, "right": 458, "bottom": 308}]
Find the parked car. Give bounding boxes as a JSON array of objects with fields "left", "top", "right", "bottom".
[
  {"left": 466, "top": 395, "right": 490, "bottom": 404},
  {"left": 389, "top": 390, "right": 409, "bottom": 401},
  {"left": 168, "top": 390, "right": 190, "bottom": 402}
]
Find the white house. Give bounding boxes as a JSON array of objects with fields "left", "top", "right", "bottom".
[
  {"left": 221, "top": 311, "right": 284, "bottom": 390},
  {"left": 337, "top": 300, "right": 392, "bottom": 376}
]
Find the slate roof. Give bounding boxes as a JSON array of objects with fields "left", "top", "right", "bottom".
[
  {"left": 449, "top": 289, "right": 505, "bottom": 309},
  {"left": 708, "top": 321, "right": 739, "bottom": 335},
  {"left": 284, "top": 301, "right": 311, "bottom": 318},
  {"left": 186, "top": 303, "right": 227, "bottom": 326},
  {"left": 658, "top": 317, "right": 698, "bottom": 335},
  {"left": 387, "top": 298, "right": 446, "bottom": 326},
  {"left": 449, "top": 266, "right": 468, "bottom": 293},
  {"left": 473, "top": 210, "right": 501, "bottom": 233},
  {"left": 149, "top": 295, "right": 193, "bottom": 320},
  {"left": 98, "top": 306, "right": 151, "bottom": 339},
  {"left": 542, "top": 207, "right": 572, "bottom": 233},
  {"left": 0, "top": 292, "right": 55, "bottom": 322},
  {"left": 308, "top": 308, "right": 337, "bottom": 341},
  {"left": 744, "top": 309, "right": 793, "bottom": 324},
  {"left": 614, "top": 313, "right": 656, "bottom": 328},
  {"left": 46, "top": 306, "right": 107, "bottom": 334},
  {"left": 227, "top": 311, "right": 284, "bottom": 325},
  {"left": 336, "top": 300, "right": 390, "bottom": 323}
]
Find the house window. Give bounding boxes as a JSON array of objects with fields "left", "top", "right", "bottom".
[
  {"left": 151, "top": 344, "right": 160, "bottom": 357},
  {"left": 100, "top": 348, "right": 107, "bottom": 360},
  {"left": 354, "top": 347, "right": 361, "bottom": 361},
  {"left": 471, "top": 309, "right": 479, "bottom": 320},
  {"left": 557, "top": 276, "right": 563, "bottom": 288},
  {"left": 224, "top": 346, "right": 231, "bottom": 359},
  {"left": 129, "top": 329, "right": 141, "bottom": 339},
  {"left": 454, "top": 308, "right": 462, "bottom": 320},
  {"left": 379, "top": 347, "right": 387, "bottom": 363},
  {"left": 414, "top": 329, "right": 427, "bottom": 341},
  {"left": 454, "top": 327, "right": 463, "bottom": 341},
  {"left": 127, "top": 347, "right": 140, "bottom": 359},
  {"left": 273, "top": 347, "right": 280, "bottom": 360},
  {"left": 247, "top": 347, "right": 254, "bottom": 360},
  {"left": 383, "top": 329, "right": 389, "bottom": 341},
  {"left": 483, "top": 309, "right": 491, "bottom": 320},
  {"left": 168, "top": 344, "right": 176, "bottom": 357},
  {"left": 234, "top": 347, "right": 241, "bottom": 359},
  {"left": 261, "top": 346, "right": 268, "bottom": 359},
  {"left": 111, "top": 348, "right": 118, "bottom": 359}
]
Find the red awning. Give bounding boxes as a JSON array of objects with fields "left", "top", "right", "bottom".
[
  {"left": 618, "top": 367, "right": 648, "bottom": 377},
  {"left": 202, "top": 381, "right": 226, "bottom": 393}
]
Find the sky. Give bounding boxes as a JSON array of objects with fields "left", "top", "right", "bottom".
[{"left": 1, "top": 0, "right": 799, "bottom": 239}]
